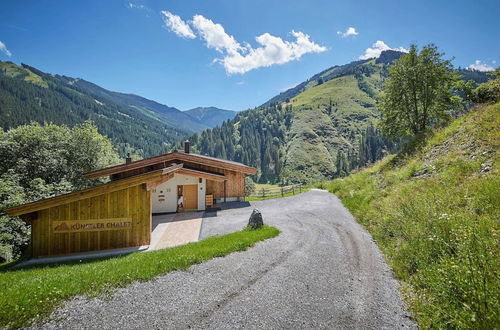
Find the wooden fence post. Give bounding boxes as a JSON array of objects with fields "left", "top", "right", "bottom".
[
  {"left": 281, "top": 187, "right": 284, "bottom": 197},
  {"left": 292, "top": 185, "right": 295, "bottom": 195}
]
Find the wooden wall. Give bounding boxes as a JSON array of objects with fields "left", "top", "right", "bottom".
[
  {"left": 206, "top": 170, "right": 244, "bottom": 199},
  {"left": 30, "top": 184, "right": 151, "bottom": 257},
  {"left": 111, "top": 159, "right": 246, "bottom": 199}
]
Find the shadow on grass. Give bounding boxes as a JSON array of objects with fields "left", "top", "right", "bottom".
[{"left": 0, "top": 252, "right": 131, "bottom": 273}]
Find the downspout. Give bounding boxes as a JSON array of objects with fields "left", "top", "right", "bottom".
[{"left": 224, "top": 179, "right": 227, "bottom": 203}]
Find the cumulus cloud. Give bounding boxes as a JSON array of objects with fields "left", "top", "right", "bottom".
[
  {"left": 337, "top": 27, "right": 358, "bottom": 38},
  {"left": 191, "top": 15, "right": 243, "bottom": 55},
  {"left": 221, "top": 31, "right": 326, "bottom": 74},
  {"left": 161, "top": 11, "right": 196, "bottom": 39},
  {"left": 0, "top": 41, "right": 12, "bottom": 57},
  {"left": 467, "top": 60, "right": 495, "bottom": 72},
  {"left": 359, "top": 40, "right": 407, "bottom": 60},
  {"left": 163, "top": 12, "right": 326, "bottom": 74}
]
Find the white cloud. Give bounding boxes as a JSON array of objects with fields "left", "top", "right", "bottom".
[
  {"left": 221, "top": 31, "right": 326, "bottom": 74},
  {"left": 337, "top": 27, "right": 358, "bottom": 38},
  {"left": 0, "top": 41, "right": 12, "bottom": 57},
  {"left": 191, "top": 15, "right": 243, "bottom": 55},
  {"left": 235, "top": 81, "right": 245, "bottom": 85},
  {"left": 359, "top": 40, "right": 407, "bottom": 60},
  {"left": 468, "top": 60, "right": 495, "bottom": 72},
  {"left": 165, "top": 13, "right": 326, "bottom": 74},
  {"left": 128, "top": 3, "right": 146, "bottom": 9},
  {"left": 161, "top": 11, "right": 196, "bottom": 39}
]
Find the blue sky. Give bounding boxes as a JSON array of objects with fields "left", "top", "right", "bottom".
[{"left": 0, "top": 0, "right": 498, "bottom": 111}]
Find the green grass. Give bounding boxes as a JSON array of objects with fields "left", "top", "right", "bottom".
[
  {"left": 0, "top": 225, "right": 280, "bottom": 329},
  {"left": 0, "top": 62, "right": 48, "bottom": 88},
  {"left": 322, "top": 103, "right": 500, "bottom": 328},
  {"left": 254, "top": 183, "right": 281, "bottom": 190},
  {"left": 281, "top": 62, "right": 384, "bottom": 183}
]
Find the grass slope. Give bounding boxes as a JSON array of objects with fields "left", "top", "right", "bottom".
[
  {"left": 0, "top": 225, "right": 280, "bottom": 329},
  {"left": 0, "top": 62, "right": 48, "bottom": 88},
  {"left": 282, "top": 62, "right": 382, "bottom": 182},
  {"left": 323, "top": 103, "right": 499, "bottom": 328}
]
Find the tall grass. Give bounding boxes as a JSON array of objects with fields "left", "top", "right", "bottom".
[
  {"left": 0, "top": 225, "right": 280, "bottom": 329},
  {"left": 324, "top": 103, "right": 499, "bottom": 328}
]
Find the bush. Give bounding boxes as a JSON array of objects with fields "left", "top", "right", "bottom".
[{"left": 245, "top": 176, "right": 256, "bottom": 196}]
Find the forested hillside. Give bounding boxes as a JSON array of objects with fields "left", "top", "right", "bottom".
[
  {"left": 181, "top": 51, "right": 489, "bottom": 184},
  {"left": 0, "top": 62, "right": 229, "bottom": 157}
]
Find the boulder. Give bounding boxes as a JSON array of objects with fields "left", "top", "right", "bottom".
[{"left": 248, "top": 209, "right": 264, "bottom": 229}]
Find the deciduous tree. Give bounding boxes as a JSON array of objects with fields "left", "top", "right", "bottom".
[{"left": 378, "top": 44, "right": 461, "bottom": 139}]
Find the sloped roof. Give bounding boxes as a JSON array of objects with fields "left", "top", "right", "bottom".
[
  {"left": 5, "top": 164, "right": 185, "bottom": 217},
  {"left": 84, "top": 151, "right": 257, "bottom": 179}
]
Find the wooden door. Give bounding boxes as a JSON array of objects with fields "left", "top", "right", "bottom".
[{"left": 183, "top": 184, "right": 198, "bottom": 210}]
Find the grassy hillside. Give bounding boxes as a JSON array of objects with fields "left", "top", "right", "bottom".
[
  {"left": 0, "top": 62, "right": 48, "bottom": 88},
  {"left": 323, "top": 102, "right": 499, "bottom": 328},
  {"left": 282, "top": 61, "right": 387, "bottom": 182}
]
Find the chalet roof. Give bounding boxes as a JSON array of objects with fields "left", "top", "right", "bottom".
[
  {"left": 84, "top": 151, "right": 257, "bottom": 179},
  {"left": 5, "top": 163, "right": 226, "bottom": 217}
]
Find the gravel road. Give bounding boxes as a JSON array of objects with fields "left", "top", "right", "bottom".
[{"left": 38, "top": 189, "right": 416, "bottom": 329}]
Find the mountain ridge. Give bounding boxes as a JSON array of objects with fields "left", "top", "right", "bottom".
[
  {"left": 184, "top": 107, "right": 237, "bottom": 128},
  {"left": 182, "top": 50, "right": 490, "bottom": 183},
  {"left": 0, "top": 61, "right": 234, "bottom": 156}
]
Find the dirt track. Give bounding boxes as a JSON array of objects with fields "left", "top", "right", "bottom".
[{"left": 40, "top": 189, "right": 415, "bottom": 329}]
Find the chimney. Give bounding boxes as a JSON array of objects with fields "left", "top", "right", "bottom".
[
  {"left": 184, "top": 140, "right": 190, "bottom": 154},
  {"left": 125, "top": 153, "right": 132, "bottom": 164}
]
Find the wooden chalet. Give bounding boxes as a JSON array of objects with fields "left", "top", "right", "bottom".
[{"left": 5, "top": 142, "right": 256, "bottom": 257}]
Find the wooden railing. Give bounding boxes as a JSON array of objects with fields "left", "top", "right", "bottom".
[{"left": 248, "top": 184, "right": 304, "bottom": 199}]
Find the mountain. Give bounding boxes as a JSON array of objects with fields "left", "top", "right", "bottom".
[
  {"left": 0, "top": 61, "right": 230, "bottom": 157},
  {"left": 181, "top": 50, "right": 490, "bottom": 184},
  {"left": 325, "top": 102, "right": 499, "bottom": 328},
  {"left": 50, "top": 74, "right": 209, "bottom": 132},
  {"left": 184, "top": 107, "right": 237, "bottom": 128}
]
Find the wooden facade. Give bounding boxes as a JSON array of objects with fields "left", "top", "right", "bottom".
[
  {"left": 5, "top": 147, "right": 256, "bottom": 258},
  {"left": 31, "top": 184, "right": 150, "bottom": 257}
]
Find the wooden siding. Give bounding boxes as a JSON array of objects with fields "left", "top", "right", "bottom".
[
  {"left": 30, "top": 184, "right": 151, "bottom": 257},
  {"left": 113, "top": 160, "right": 245, "bottom": 199},
  {"left": 206, "top": 171, "right": 244, "bottom": 199}
]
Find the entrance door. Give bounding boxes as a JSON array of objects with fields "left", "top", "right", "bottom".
[{"left": 183, "top": 184, "right": 198, "bottom": 211}]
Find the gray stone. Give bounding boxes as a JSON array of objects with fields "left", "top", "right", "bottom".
[{"left": 248, "top": 209, "right": 264, "bottom": 229}]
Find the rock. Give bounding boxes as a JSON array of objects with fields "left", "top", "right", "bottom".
[{"left": 248, "top": 209, "right": 264, "bottom": 229}]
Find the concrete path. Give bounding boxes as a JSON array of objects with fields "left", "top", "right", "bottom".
[
  {"left": 149, "top": 212, "right": 203, "bottom": 250},
  {"left": 39, "top": 190, "right": 416, "bottom": 329}
]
